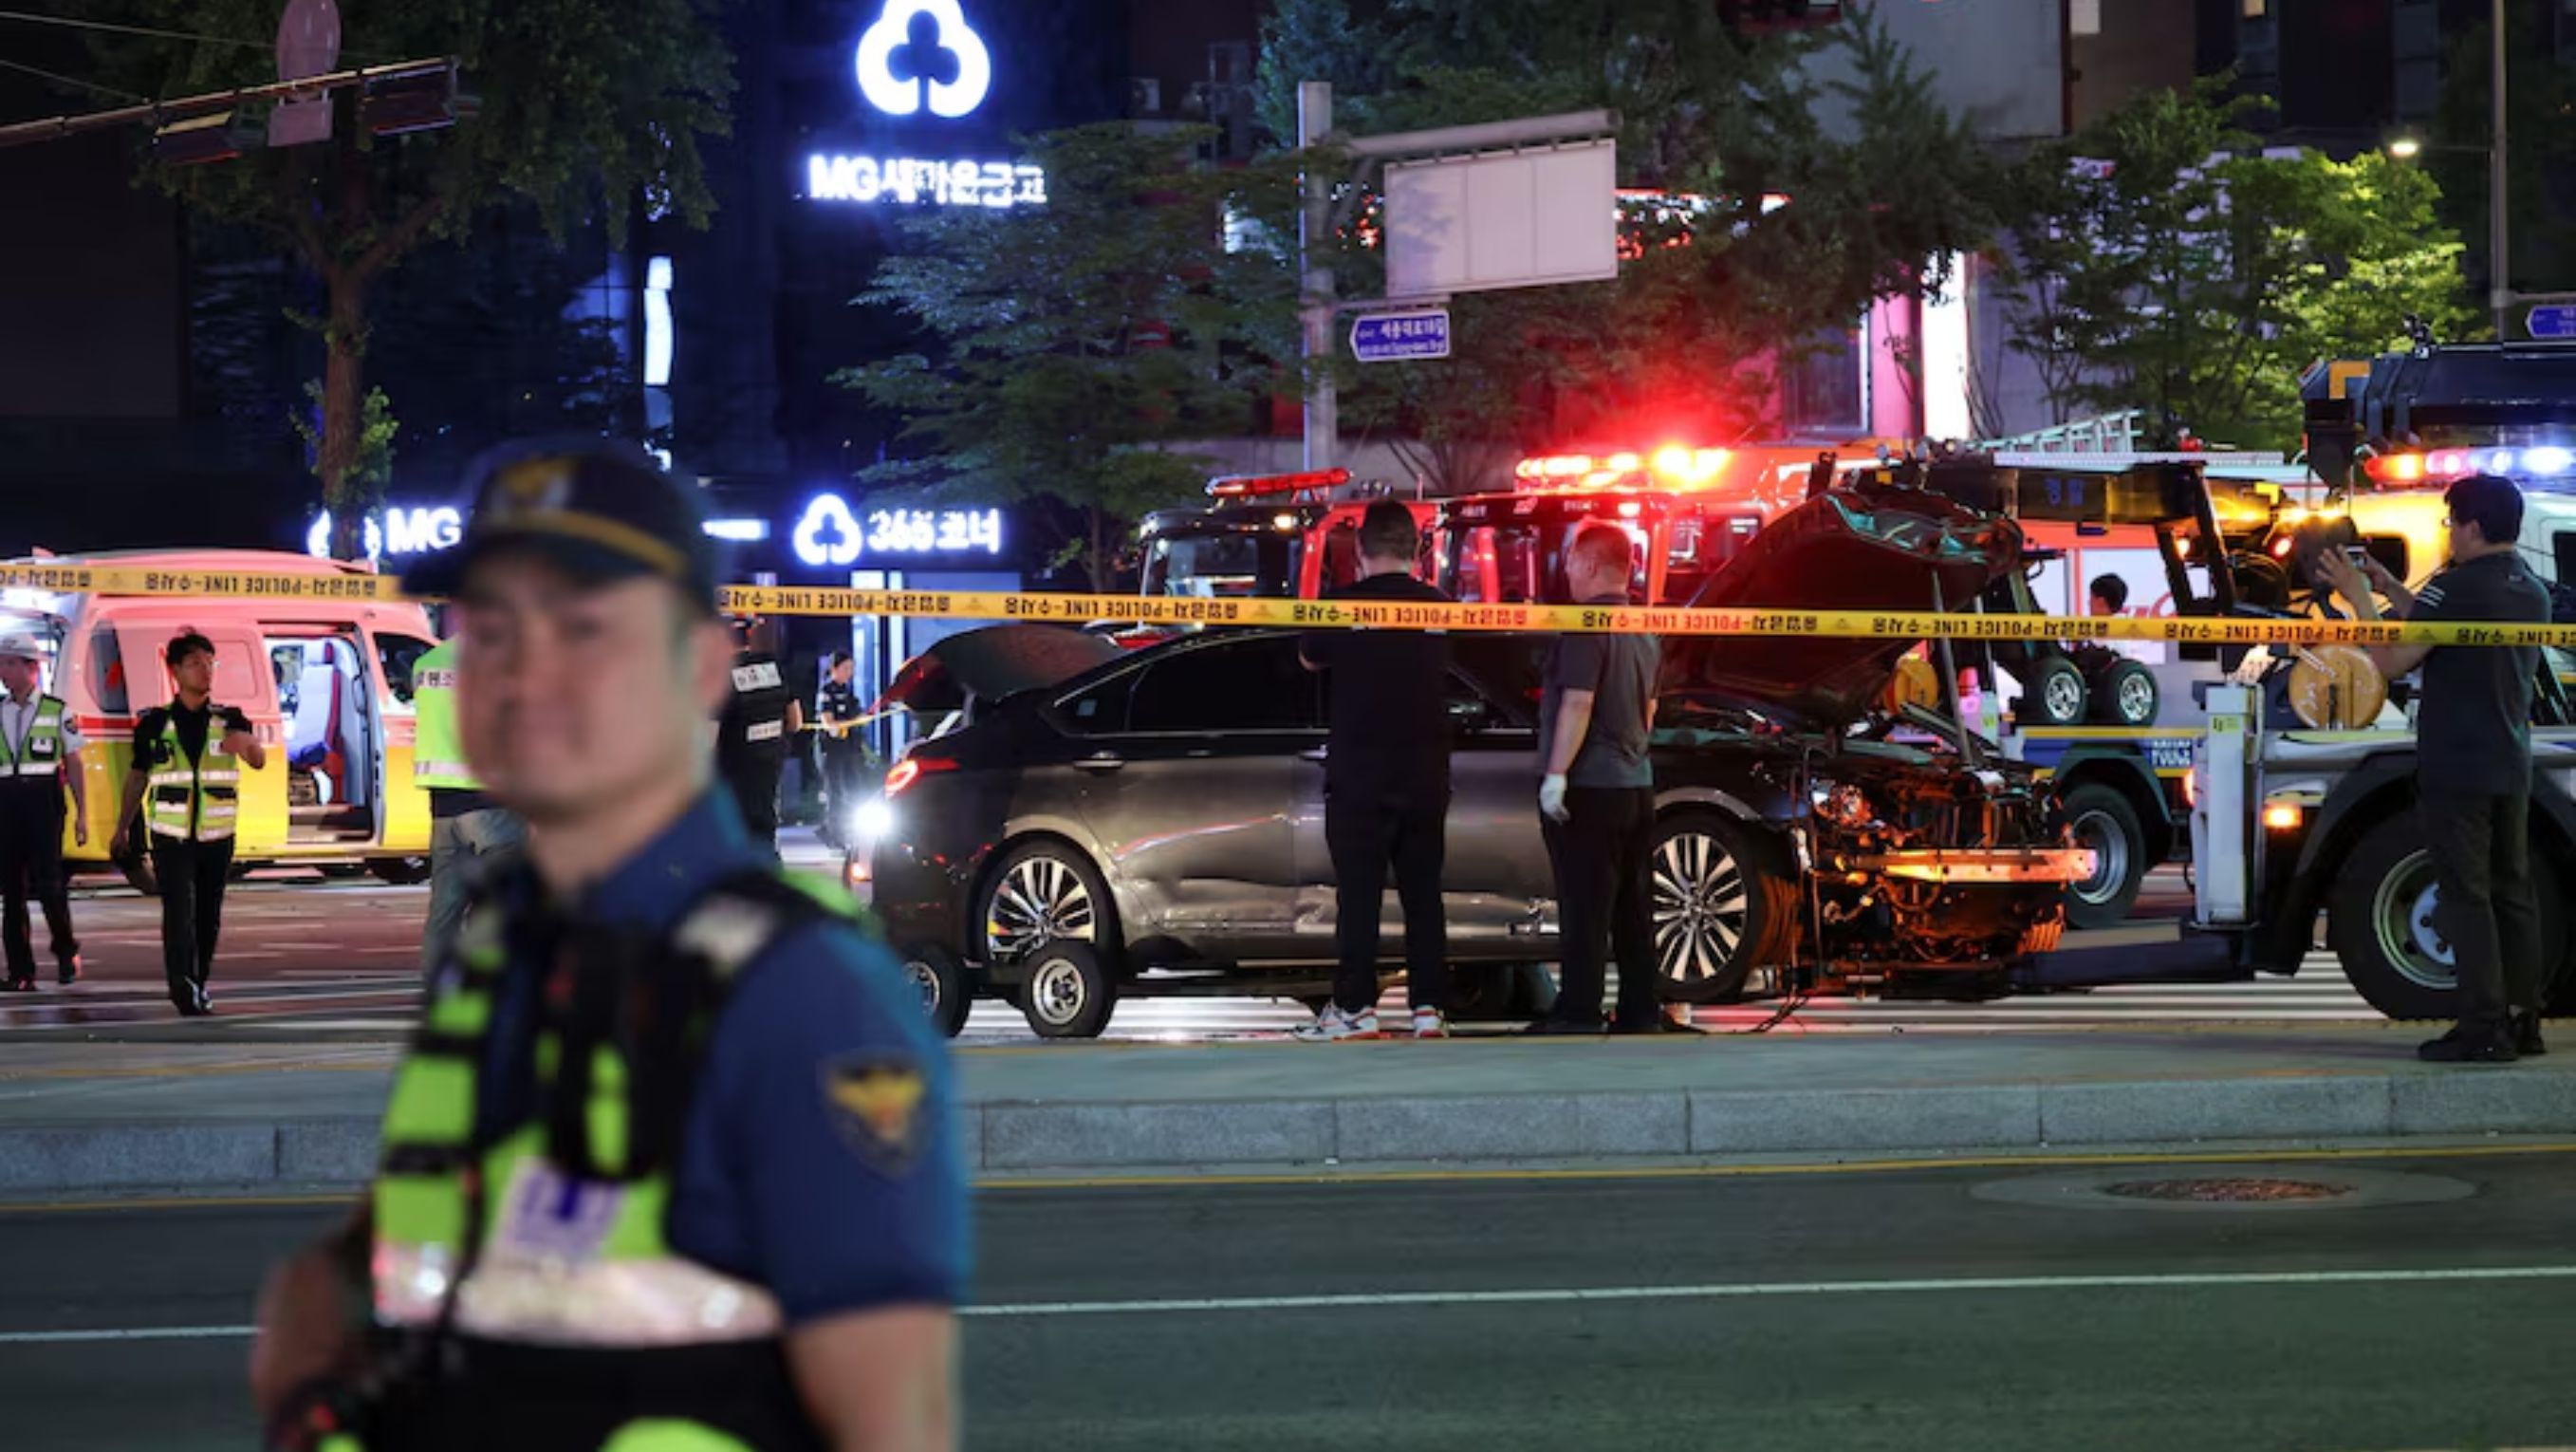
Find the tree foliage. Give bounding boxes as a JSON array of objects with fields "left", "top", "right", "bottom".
[
  {"left": 1257, "top": 0, "right": 2016, "bottom": 490},
  {"left": 93, "top": 0, "right": 732, "bottom": 553},
  {"left": 1998, "top": 80, "right": 2474, "bottom": 451},
  {"left": 837, "top": 123, "right": 1300, "bottom": 590}
]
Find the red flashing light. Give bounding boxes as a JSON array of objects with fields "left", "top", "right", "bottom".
[
  {"left": 1207, "top": 468, "right": 1352, "bottom": 499},
  {"left": 1511, "top": 445, "right": 1734, "bottom": 492}
]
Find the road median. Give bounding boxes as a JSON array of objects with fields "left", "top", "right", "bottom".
[{"left": 3, "top": 1029, "right": 2571, "bottom": 1195}]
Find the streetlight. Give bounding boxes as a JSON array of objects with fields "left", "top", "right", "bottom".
[{"left": 2386, "top": 136, "right": 2422, "bottom": 160}]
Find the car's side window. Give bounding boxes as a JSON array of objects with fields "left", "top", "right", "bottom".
[
  {"left": 1059, "top": 669, "right": 1140, "bottom": 736},
  {"left": 1126, "top": 637, "right": 1319, "bottom": 735}
]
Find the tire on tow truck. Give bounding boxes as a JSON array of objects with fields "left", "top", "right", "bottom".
[
  {"left": 898, "top": 941, "right": 973, "bottom": 1039},
  {"left": 2057, "top": 781, "right": 2148, "bottom": 930},
  {"left": 2024, "top": 655, "right": 2089, "bottom": 728},
  {"left": 2327, "top": 813, "right": 2570, "bottom": 1021},
  {"left": 2087, "top": 660, "right": 2159, "bottom": 728}
]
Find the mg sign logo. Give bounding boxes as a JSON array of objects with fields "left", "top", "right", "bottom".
[
  {"left": 306, "top": 506, "right": 462, "bottom": 562},
  {"left": 855, "top": 0, "right": 991, "bottom": 120}
]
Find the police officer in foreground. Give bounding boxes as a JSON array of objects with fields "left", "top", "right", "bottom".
[
  {"left": 2320, "top": 473, "right": 2550, "bottom": 1063},
  {"left": 0, "top": 634, "right": 85, "bottom": 990},
  {"left": 715, "top": 616, "right": 803, "bottom": 857},
  {"left": 251, "top": 439, "right": 966, "bottom": 1451},
  {"left": 412, "top": 632, "right": 526, "bottom": 973}
]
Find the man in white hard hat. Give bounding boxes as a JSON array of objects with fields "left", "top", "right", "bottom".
[{"left": 0, "top": 633, "right": 85, "bottom": 990}]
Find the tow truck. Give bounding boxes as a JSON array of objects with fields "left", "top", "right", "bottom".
[{"left": 2025, "top": 341, "right": 2576, "bottom": 1016}]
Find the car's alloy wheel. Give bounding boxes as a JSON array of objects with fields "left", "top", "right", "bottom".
[
  {"left": 1649, "top": 816, "right": 1786, "bottom": 1005},
  {"left": 986, "top": 852, "right": 1098, "bottom": 961},
  {"left": 1653, "top": 828, "right": 1749, "bottom": 989},
  {"left": 2041, "top": 663, "right": 2086, "bottom": 724}
]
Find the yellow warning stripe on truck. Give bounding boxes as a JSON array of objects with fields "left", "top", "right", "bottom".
[{"left": 5, "top": 563, "right": 2573, "bottom": 647}]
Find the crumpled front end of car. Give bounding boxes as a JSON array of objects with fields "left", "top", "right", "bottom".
[{"left": 1774, "top": 751, "right": 2091, "bottom": 972}]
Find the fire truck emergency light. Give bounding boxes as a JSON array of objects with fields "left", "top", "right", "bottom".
[
  {"left": 1206, "top": 468, "right": 1350, "bottom": 499},
  {"left": 1511, "top": 447, "right": 1733, "bottom": 491},
  {"left": 2360, "top": 445, "right": 2576, "bottom": 486}
]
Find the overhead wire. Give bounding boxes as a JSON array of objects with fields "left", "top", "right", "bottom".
[{"left": 0, "top": 53, "right": 146, "bottom": 102}]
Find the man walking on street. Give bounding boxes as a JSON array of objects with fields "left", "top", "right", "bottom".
[
  {"left": 1294, "top": 500, "right": 1454, "bottom": 1042},
  {"left": 251, "top": 438, "right": 963, "bottom": 1451},
  {"left": 1527, "top": 524, "right": 1693, "bottom": 1035},
  {"left": 0, "top": 634, "right": 84, "bottom": 990},
  {"left": 111, "top": 630, "right": 267, "bottom": 1016},
  {"left": 816, "top": 650, "right": 867, "bottom": 846},
  {"left": 2321, "top": 473, "right": 2550, "bottom": 1062},
  {"left": 411, "top": 632, "right": 525, "bottom": 974}
]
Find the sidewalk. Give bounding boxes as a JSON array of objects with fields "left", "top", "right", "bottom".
[{"left": 4, "top": 1025, "right": 2572, "bottom": 1195}]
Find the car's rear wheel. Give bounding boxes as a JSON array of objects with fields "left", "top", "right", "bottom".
[
  {"left": 2058, "top": 782, "right": 2146, "bottom": 929},
  {"left": 1019, "top": 940, "right": 1116, "bottom": 1039},
  {"left": 2329, "top": 814, "right": 2569, "bottom": 1021},
  {"left": 899, "top": 942, "right": 971, "bottom": 1039},
  {"left": 980, "top": 840, "right": 1113, "bottom": 967},
  {"left": 1649, "top": 813, "right": 1793, "bottom": 1004}
]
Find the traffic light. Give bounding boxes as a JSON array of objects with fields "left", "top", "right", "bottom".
[{"left": 1715, "top": 0, "right": 1844, "bottom": 33}]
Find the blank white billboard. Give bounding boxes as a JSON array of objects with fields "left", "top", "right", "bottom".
[{"left": 1383, "top": 139, "right": 1618, "bottom": 299}]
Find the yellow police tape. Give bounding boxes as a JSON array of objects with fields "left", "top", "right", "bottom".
[{"left": 4, "top": 562, "right": 2571, "bottom": 648}]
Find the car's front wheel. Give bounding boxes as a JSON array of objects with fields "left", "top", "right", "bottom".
[{"left": 1649, "top": 813, "right": 1794, "bottom": 1004}]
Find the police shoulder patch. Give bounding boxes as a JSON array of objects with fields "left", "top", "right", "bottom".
[{"left": 822, "top": 1052, "right": 928, "bottom": 1174}]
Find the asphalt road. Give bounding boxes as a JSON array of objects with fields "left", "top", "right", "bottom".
[
  {"left": 0, "top": 864, "right": 2388, "bottom": 1044},
  {"left": 4, "top": 1147, "right": 2574, "bottom": 1450}
]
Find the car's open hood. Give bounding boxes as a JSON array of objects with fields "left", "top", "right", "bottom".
[
  {"left": 1669, "top": 478, "right": 2023, "bottom": 728},
  {"left": 873, "top": 625, "right": 1126, "bottom": 717}
]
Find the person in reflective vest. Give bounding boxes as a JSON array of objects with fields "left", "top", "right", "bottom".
[
  {"left": 713, "top": 616, "right": 802, "bottom": 856},
  {"left": 250, "top": 438, "right": 966, "bottom": 1452},
  {"left": 0, "top": 634, "right": 86, "bottom": 990},
  {"left": 109, "top": 629, "right": 268, "bottom": 1016},
  {"left": 413, "top": 635, "right": 526, "bottom": 973}
]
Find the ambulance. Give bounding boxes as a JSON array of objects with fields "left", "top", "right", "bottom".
[{"left": 0, "top": 549, "right": 439, "bottom": 894}]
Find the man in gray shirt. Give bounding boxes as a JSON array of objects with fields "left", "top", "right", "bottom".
[
  {"left": 1527, "top": 522, "right": 1693, "bottom": 1033},
  {"left": 2321, "top": 473, "right": 2550, "bottom": 1062}
]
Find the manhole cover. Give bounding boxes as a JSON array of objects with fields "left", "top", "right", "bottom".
[
  {"left": 2099, "top": 1177, "right": 2353, "bottom": 1203},
  {"left": 1971, "top": 1163, "right": 2477, "bottom": 1214}
]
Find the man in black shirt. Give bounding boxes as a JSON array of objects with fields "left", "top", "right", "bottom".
[
  {"left": 109, "top": 630, "right": 269, "bottom": 1015},
  {"left": 814, "top": 651, "right": 867, "bottom": 847},
  {"left": 713, "top": 616, "right": 802, "bottom": 855},
  {"left": 2322, "top": 474, "right": 2551, "bottom": 1062},
  {"left": 1295, "top": 500, "right": 1454, "bottom": 1041}
]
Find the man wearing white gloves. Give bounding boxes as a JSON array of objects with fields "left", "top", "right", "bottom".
[{"left": 1527, "top": 523, "right": 1691, "bottom": 1035}]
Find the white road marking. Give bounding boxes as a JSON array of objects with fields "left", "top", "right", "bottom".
[{"left": 12, "top": 1264, "right": 2576, "bottom": 1344}]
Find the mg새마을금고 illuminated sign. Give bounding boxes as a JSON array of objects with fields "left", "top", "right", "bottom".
[
  {"left": 805, "top": 154, "right": 1046, "bottom": 208},
  {"left": 805, "top": 0, "right": 1047, "bottom": 210}
]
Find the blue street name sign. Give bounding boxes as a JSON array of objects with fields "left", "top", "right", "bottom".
[
  {"left": 2527, "top": 304, "right": 2576, "bottom": 341},
  {"left": 1350, "top": 309, "right": 1451, "bottom": 363}
]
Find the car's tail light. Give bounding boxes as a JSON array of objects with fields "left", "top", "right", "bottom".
[{"left": 883, "top": 755, "right": 956, "bottom": 797}]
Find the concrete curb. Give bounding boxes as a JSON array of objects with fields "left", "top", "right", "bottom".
[{"left": 5, "top": 1068, "right": 2574, "bottom": 1195}]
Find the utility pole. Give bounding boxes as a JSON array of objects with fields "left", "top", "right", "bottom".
[
  {"left": 1298, "top": 81, "right": 1337, "bottom": 473},
  {"left": 2492, "top": 0, "right": 2511, "bottom": 340}
]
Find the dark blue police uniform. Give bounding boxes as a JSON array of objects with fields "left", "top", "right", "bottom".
[{"left": 474, "top": 791, "right": 969, "bottom": 1321}]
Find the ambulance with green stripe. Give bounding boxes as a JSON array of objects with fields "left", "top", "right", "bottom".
[{"left": 0, "top": 549, "right": 439, "bottom": 893}]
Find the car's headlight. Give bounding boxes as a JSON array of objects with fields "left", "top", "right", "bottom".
[{"left": 851, "top": 794, "right": 896, "bottom": 845}]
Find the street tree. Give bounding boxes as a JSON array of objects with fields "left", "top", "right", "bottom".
[
  {"left": 94, "top": 0, "right": 731, "bottom": 557},
  {"left": 1257, "top": 0, "right": 2015, "bottom": 489},
  {"left": 839, "top": 123, "right": 1300, "bottom": 591},
  {"left": 1999, "top": 80, "right": 2474, "bottom": 450}
]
